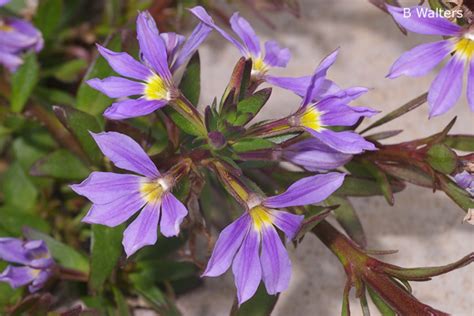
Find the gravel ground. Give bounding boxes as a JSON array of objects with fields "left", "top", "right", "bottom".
[{"left": 173, "top": 0, "right": 474, "bottom": 315}]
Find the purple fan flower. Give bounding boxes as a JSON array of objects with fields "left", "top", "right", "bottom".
[
  {"left": 250, "top": 50, "right": 377, "bottom": 154},
  {"left": 203, "top": 172, "right": 345, "bottom": 305},
  {"left": 189, "top": 6, "right": 291, "bottom": 81},
  {"left": 71, "top": 132, "right": 189, "bottom": 257},
  {"left": 386, "top": 5, "right": 474, "bottom": 117},
  {"left": 0, "top": 10, "right": 43, "bottom": 72},
  {"left": 0, "top": 238, "right": 54, "bottom": 292},
  {"left": 282, "top": 138, "right": 353, "bottom": 171},
  {"left": 454, "top": 171, "right": 473, "bottom": 195},
  {"left": 87, "top": 11, "right": 211, "bottom": 120}
]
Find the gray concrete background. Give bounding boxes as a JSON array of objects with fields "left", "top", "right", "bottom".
[{"left": 176, "top": 0, "right": 474, "bottom": 314}]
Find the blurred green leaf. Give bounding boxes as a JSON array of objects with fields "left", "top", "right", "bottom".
[
  {"left": 47, "top": 59, "right": 87, "bottom": 83},
  {"left": 426, "top": 144, "right": 457, "bottom": 174},
  {"left": 179, "top": 52, "right": 200, "bottom": 106},
  {"left": 443, "top": 135, "right": 474, "bottom": 152},
  {"left": 90, "top": 224, "right": 125, "bottom": 290},
  {"left": 76, "top": 35, "right": 121, "bottom": 115},
  {"left": 35, "top": 87, "right": 75, "bottom": 106},
  {"left": 10, "top": 53, "right": 39, "bottom": 113},
  {"left": 130, "top": 273, "right": 181, "bottom": 315},
  {"left": 53, "top": 105, "right": 103, "bottom": 165},
  {"left": 326, "top": 196, "right": 366, "bottom": 248},
  {"left": 30, "top": 149, "right": 90, "bottom": 180},
  {"left": 1, "top": 162, "right": 38, "bottom": 211},
  {"left": 135, "top": 260, "right": 198, "bottom": 284},
  {"left": 230, "top": 284, "right": 278, "bottom": 316},
  {"left": 112, "top": 287, "right": 130, "bottom": 316},
  {"left": 24, "top": 228, "right": 89, "bottom": 273},
  {"left": 34, "top": 0, "right": 63, "bottom": 40},
  {"left": 0, "top": 206, "right": 50, "bottom": 236}
]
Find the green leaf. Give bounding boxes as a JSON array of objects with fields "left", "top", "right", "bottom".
[
  {"left": 164, "top": 107, "right": 202, "bottom": 136},
  {"left": 179, "top": 52, "right": 200, "bottom": 105},
  {"left": 30, "top": 149, "right": 90, "bottom": 180},
  {"left": 232, "top": 88, "right": 271, "bottom": 126},
  {"left": 426, "top": 144, "right": 457, "bottom": 174},
  {"left": 1, "top": 162, "right": 38, "bottom": 211},
  {"left": 135, "top": 260, "right": 198, "bottom": 284},
  {"left": 443, "top": 135, "right": 474, "bottom": 152},
  {"left": 220, "top": 58, "right": 252, "bottom": 111},
  {"left": 367, "top": 286, "right": 396, "bottom": 316},
  {"left": 336, "top": 175, "right": 405, "bottom": 197},
  {"left": 24, "top": 228, "right": 89, "bottom": 273},
  {"left": 0, "top": 206, "right": 50, "bottom": 236},
  {"left": 89, "top": 224, "right": 125, "bottom": 290},
  {"left": 53, "top": 105, "right": 103, "bottom": 165},
  {"left": 232, "top": 138, "right": 274, "bottom": 153},
  {"left": 76, "top": 35, "right": 121, "bottom": 115},
  {"left": 10, "top": 53, "right": 39, "bottom": 113},
  {"left": 48, "top": 59, "right": 88, "bottom": 83},
  {"left": 360, "top": 92, "right": 427, "bottom": 134},
  {"left": 440, "top": 176, "right": 474, "bottom": 212},
  {"left": 326, "top": 196, "right": 366, "bottom": 248},
  {"left": 230, "top": 284, "right": 278, "bottom": 316},
  {"left": 34, "top": 0, "right": 63, "bottom": 40},
  {"left": 362, "top": 161, "right": 394, "bottom": 205}
]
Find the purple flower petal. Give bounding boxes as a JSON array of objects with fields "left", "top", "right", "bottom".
[
  {"left": 264, "top": 172, "right": 346, "bottom": 208},
  {"left": 387, "top": 40, "right": 452, "bottom": 78},
  {"left": 0, "top": 266, "right": 37, "bottom": 289},
  {"left": 319, "top": 98, "right": 378, "bottom": 126},
  {"left": 265, "top": 75, "right": 312, "bottom": 96},
  {"left": 303, "top": 49, "right": 339, "bottom": 106},
  {"left": 28, "top": 269, "right": 51, "bottom": 293},
  {"left": 311, "top": 129, "right": 377, "bottom": 154},
  {"left": 82, "top": 192, "right": 145, "bottom": 227},
  {"left": 24, "top": 240, "right": 53, "bottom": 269},
  {"left": 468, "top": 57, "right": 474, "bottom": 112},
  {"left": 70, "top": 171, "right": 142, "bottom": 205},
  {"left": 172, "top": 23, "right": 212, "bottom": 71},
  {"left": 104, "top": 98, "right": 167, "bottom": 120},
  {"left": 260, "top": 225, "right": 291, "bottom": 295},
  {"left": 428, "top": 56, "right": 464, "bottom": 117},
  {"left": 203, "top": 214, "right": 251, "bottom": 277},
  {"left": 269, "top": 210, "right": 304, "bottom": 240},
  {"left": 122, "top": 201, "right": 160, "bottom": 257},
  {"left": 0, "top": 238, "right": 29, "bottom": 265},
  {"left": 283, "top": 138, "right": 353, "bottom": 171},
  {"left": 96, "top": 45, "right": 152, "bottom": 81},
  {"left": 136, "top": 11, "right": 171, "bottom": 81},
  {"left": 86, "top": 77, "right": 144, "bottom": 98},
  {"left": 232, "top": 229, "right": 261, "bottom": 305},
  {"left": 160, "top": 193, "right": 188, "bottom": 237},
  {"left": 0, "top": 0, "right": 11, "bottom": 6},
  {"left": 91, "top": 131, "right": 159, "bottom": 178},
  {"left": 230, "top": 12, "right": 260, "bottom": 57},
  {"left": 0, "top": 51, "right": 23, "bottom": 72},
  {"left": 161, "top": 32, "right": 185, "bottom": 64},
  {"left": 386, "top": 5, "right": 462, "bottom": 36},
  {"left": 454, "top": 171, "right": 473, "bottom": 191},
  {"left": 1, "top": 18, "right": 43, "bottom": 51},
  {"left": 263, "top": 40, "right": 290, "bottom": 68},
  {"left": 189, "top": 6, "right": 246, "bottom": 55}
]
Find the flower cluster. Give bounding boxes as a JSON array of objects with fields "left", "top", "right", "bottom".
[
  {"left": 0, "top": 0, "right": 43, "bottom": 72},
  {"left": 0, "top": 238, "right": 54, "bottom": 293}
]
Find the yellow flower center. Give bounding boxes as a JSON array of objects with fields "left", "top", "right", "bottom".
[
  {"left": 0, "top": 21, "right": 13, "bottom": 32},
  {"left": 252, "top": 57, "right": 268, "bottom": 76},
  {"left": 144, "top": 74, "right": 169, "bottom": 101},
  {"left": 455, "top": 35, "right": 474, "bottom": 60},
  {"left": 249, "top": 206, "right": 273, "bottom": 231},
  {"left": 299, "top": 106, "right": 323, "bottom": 131},
  {"left": 140, "top": 179, "right": 165, "bottom": 204}
]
